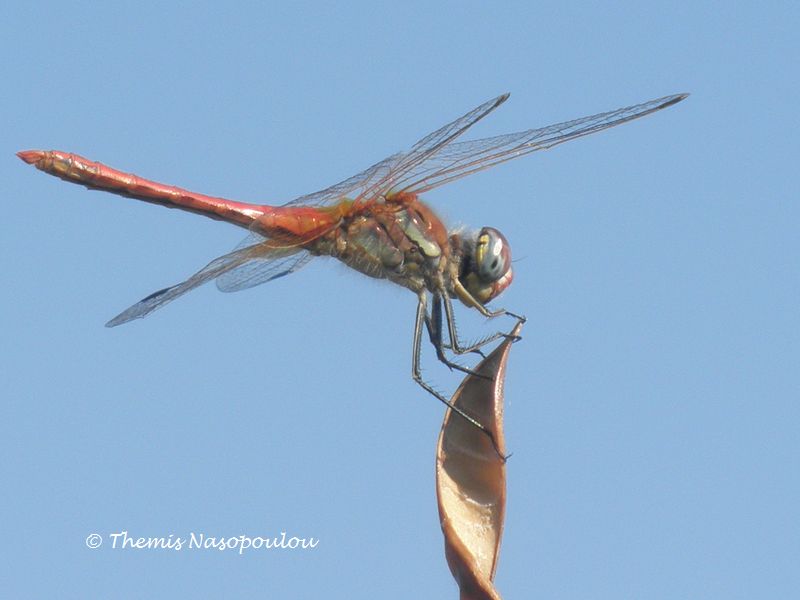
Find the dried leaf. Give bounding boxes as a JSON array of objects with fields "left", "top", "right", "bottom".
[{"left": 436, "top": 322, "right": 523, "bottom": 600}]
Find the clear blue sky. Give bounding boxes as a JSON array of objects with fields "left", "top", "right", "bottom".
[{"left": 3, "top": 1, "right": 797, "bottom": 598}]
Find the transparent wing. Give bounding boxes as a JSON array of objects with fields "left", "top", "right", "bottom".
[
  {"left": 283, "top": 151, "right": 403, "bottom": 207},
  {"left": 367, "top": 94, "right": 509, "bottom": 201},
  {"left": 282, "top": 93, "right": 510, "bottom": 208},
  {"left": 105, "top": 237, "right": 307, "bottom": 327},
  {"left": 390, "top": 93, "right": 688, "bottom": 195},
  {"left": 215, "top": 252, "right": 312, "bottom": 292},
  {"left": 215, "top": 231, "right": 312, "bottom": 293}
]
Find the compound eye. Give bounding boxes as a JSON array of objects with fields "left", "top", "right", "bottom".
[{"left": 476, "top": 227, "right": 511, "bottom": 282}]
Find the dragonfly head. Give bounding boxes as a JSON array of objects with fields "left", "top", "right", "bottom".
[{"left": 458, "top": 227, "right": 513, "bottom": 304}]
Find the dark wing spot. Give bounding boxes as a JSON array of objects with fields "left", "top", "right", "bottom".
[{"left": 141, "top": 286, "right": 173, "bottom": 302}]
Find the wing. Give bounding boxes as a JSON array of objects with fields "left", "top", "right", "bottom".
[
  {"left": 105, "top": 237, "right": 308, "bottom": 327},
  {"left": 215, "top": 230, "right": 313, "bottom": 293},
  {"left": 367, "top": 94, "right": 509, "bottom": 201},
  {"left": 281, "top": 93, "right": 510, "bottom": 208},
  {"left": 283, "top": 151, "right": 403, "bottom": 208},
  {"left": 391, "top": 93, "right": 688, "bottom": 195}
]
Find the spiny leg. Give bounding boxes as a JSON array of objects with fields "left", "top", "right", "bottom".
[
  {"left": 412, "top": 294, "right": 503, "bottom": 456},
  {"left": 452, "top": 279, "right": 527, "bottom": 326},
  {"left": 427, "top": 295, "right": 488, "bottom": 359},
  {"left": 441, "top": 293, "right": 521, "bottom": 356},
  {"left": 425, "top": 294, "right": 485, "bottom": 377}
]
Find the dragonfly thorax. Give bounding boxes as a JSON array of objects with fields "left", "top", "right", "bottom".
[
  {"left": 455, "top": 227, "right": 513, "bottom": 304},
  {"left": 317, "top": 199, "right": 451, "bottom": 295}
]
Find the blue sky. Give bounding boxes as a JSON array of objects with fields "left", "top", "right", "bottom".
[{"left": 3, "top": 1, "right": 798, "bottom": 598}]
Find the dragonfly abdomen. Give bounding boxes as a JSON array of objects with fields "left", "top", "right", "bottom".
[
  {"left": 251, "top": 204, "right": 346, "bottom": 242},
  {"left": 17, "top": 150, "right": 265, "bottom": 228}
]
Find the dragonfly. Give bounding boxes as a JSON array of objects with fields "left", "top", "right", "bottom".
[{"left": 18, "top": 91, "right": 687, "bottom": 444}]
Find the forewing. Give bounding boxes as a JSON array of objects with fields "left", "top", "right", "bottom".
[
  {"left": 368, "top": 94, "right": 509, "bottom": 200},
  {"left": 391, "top": 93, "right": 688, "bottom": 195},
  {"left": 283, "top": 151, "right": 403, "bottom": 208},
  {"left": 281, "top": 94, "right": 510, "bottom": 208}
]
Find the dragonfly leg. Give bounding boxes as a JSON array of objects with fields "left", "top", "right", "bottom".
[
  {"left": 453, "top": 279, "right": 527, "bottom": 327},
  {"left": 427, "top": 296, "right": 486, "bottom": 357},
  {"left": 442, "top": 293, "right": 523, "bottom": 355},
  {"left": 426, "top": 295, "right": 488, "bottom": 378},
  {"left": 412, "top": 294, "right": 503, "bottom": 456}
]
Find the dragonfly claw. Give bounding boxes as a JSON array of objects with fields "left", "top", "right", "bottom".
[{"left": 505, "top": 310, "right": 526, "bottom": 323}]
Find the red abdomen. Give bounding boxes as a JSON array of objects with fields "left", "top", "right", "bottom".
[{"left": 17, "top": 149, "right": 343, "bottom": 241}]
